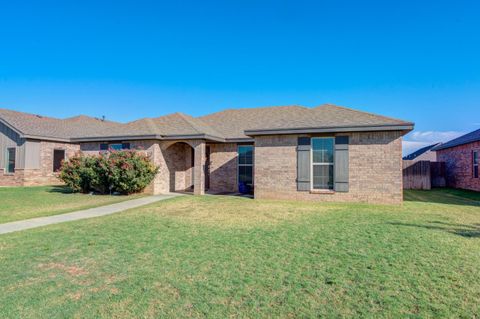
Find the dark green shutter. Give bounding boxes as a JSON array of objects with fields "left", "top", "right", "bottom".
[
  {"left": 297, "top": 137, "right": 311, "bottom": 191},
  {"left": 334, "top": 136, "right": 349, "bottom": 192}
]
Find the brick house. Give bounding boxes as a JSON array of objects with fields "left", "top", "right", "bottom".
[
  {"left": 433, "top": 129, "right": 480, "bottom": 192},
  {"left": 0, "top": 104, "right": 414, "bottom": 204}
]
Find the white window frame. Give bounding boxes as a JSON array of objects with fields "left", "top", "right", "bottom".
[
  {"left": 237, "top": 145, "right": 254, "bottom": 187},
  {"left": 311, "top": 137, "right": 335, "bottom": 190},
  {"left": 5, "top": 147, "right": 16, "bottom": 174},
  {"left": 474, "top": 150, "right": 479, "bottom": 178}
]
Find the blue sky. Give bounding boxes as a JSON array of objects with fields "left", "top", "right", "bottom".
[{"left": 0, "top": 0, "right": 479, "bottom": 154}]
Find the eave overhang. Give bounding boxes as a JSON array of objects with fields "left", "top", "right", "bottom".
[{"left": 244, "top": 123, "right": 414, "bottom": 136}]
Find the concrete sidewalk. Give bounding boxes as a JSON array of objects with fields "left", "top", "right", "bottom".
[{"left": 0, "top": 194, "right": 179, "bottom": 235}]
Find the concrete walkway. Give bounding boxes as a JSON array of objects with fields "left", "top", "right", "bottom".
[{"left": 0, "top": 194, "right": 180, "bottom": 235}]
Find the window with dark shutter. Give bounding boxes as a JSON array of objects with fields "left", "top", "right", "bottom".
[
  {"left": 297, "top": 137, "right": 311, "bottom": 191},
  {"left": 334, "top": 136, "right": 349, "bottom": 192}
]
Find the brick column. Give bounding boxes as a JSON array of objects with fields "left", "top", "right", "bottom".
[
  {"left": 193, "top": 141, "right": 206, "bottom": 195},
  {"left": 153, "top": 142, "right": 171, "bottom": 194}
]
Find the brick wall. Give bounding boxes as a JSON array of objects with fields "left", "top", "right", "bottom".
[
  {"left": 254, "top": 131, "right": 404, "bottom": 204},
  {"left": 437, "top": 141, "right": 480, "bottom": 192},
  {"left": 0, "top": 168, "right": 24, "bottom": 186},
  {"left": 32, "top": 141, "right": 80, "bottom": 185},
  {"left": 163, "top": 142, "right": 193, "bottom": 192},
  {"left": 208, "top": 143, "right": 238, "bottom": 193}
]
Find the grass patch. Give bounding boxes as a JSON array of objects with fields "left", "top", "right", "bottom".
[
  {"left": 0, "top": 185, "right": 144, "bottom": 223},
  {"left": 0, "top": 189, "right": 479, "bottom": 317}
]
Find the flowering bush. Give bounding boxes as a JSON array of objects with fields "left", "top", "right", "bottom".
[{"left": 59, "top": 151, "right": 158, "bottom": 195}]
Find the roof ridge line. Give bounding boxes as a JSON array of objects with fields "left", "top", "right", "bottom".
[
  {"left": 0, "top": 108, "right": 63, "bottom": 121},
  {"left": 176, "top": 112, "right": 224, "bottom": 138},
  {"left": 176, "top": 112, "right": 203, "bottom": 134}
]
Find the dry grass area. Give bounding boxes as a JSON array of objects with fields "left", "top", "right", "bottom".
[{"left": 140, "top": 195, "right": 341, "bottom": 227}]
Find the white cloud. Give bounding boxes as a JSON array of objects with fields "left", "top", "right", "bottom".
[{"left": 402, "top": 130, "right": 465, "bottom": 156}]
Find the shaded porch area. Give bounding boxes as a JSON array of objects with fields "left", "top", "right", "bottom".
[
  {"left": 149, "top": 140, "right": 252, "bottom": 196},
  {"left": 152, "top": 140, "right": 208, "bottom": 196}
]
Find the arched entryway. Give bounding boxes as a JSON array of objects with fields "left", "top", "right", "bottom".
[{"left": 164, "top": 142, "right": 195, "bottom": 193}]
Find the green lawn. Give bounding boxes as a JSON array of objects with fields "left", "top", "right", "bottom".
[
  {"left": 0, "top": 189, "right": 479, "bottom": 318},
  {"left": 0, "top": 186, "right": 144, "bottom": 223}
]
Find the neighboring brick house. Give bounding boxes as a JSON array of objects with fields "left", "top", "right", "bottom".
[
  {"left": 434, "top": 129, "right": 480, "bottom": 192},
  {"left": 0, "top": 104, "right": 414, "bottom": 204}
]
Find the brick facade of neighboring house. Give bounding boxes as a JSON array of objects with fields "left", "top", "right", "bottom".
[
  {"left": 255, "top": 131, "right": 403, "bottom": 204},
  {"left": 436, "top": 141, "right": 480, "bottom": 192},
  {"left": 1, "top": 104, "right": 413, "bottom": 204},
  {"left": 33, "top": 141, "right": 80, "bottom": 186},
  {"left": 0, "top": 140, "right": 79, "bottom": 187}
]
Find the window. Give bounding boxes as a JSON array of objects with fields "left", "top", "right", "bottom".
[
  {"left": 6, "top": 147, "right": 15, "bottom": 174},
  {"left": 109, "top": 144, "right": 123, "bottom": 151},
  {"left": 311, "top": 137, "right": 334, "bottom": 190},
  {"left": 238, "top": 145, "right": 253, "bottom": 191},
  {"left": 53, "top": 149, "right": 65, "bottom": 172},
  {"left": 474, "top": 151, "right": 479, "bottom": 178},
  {"left": 100, "top": 143, "right": 130, "bottom": 152}
]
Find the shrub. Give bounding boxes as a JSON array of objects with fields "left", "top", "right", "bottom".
[
  {"left": 59, "top": 155, "right": 97, "bottom": 193},
  {"left": 107, "top": 151, "right": 159, "bottom": 194},
  {"left": 59, "top": 151, "right": 158, "bottom": 195}
]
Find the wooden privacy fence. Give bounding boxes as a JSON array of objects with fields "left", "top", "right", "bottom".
[{"left": 403, "top": 160, "right": 446, "bottom": 190}]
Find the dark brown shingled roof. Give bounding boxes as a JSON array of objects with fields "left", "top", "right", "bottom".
[
  {"left": 433, "top": 129, "right": 480, "bottom": 151},
  {"left": 0, "top": 104, "right": 413, "bottom": 142},
  {"left": 200, "top": 104, "right": 413, "bottom": 139},
  {"left": 0, "top": 108, "right": 121, "bottom": 141},
  {"left": 74, "top": 113, "right": 224, "bottom": 141}
]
